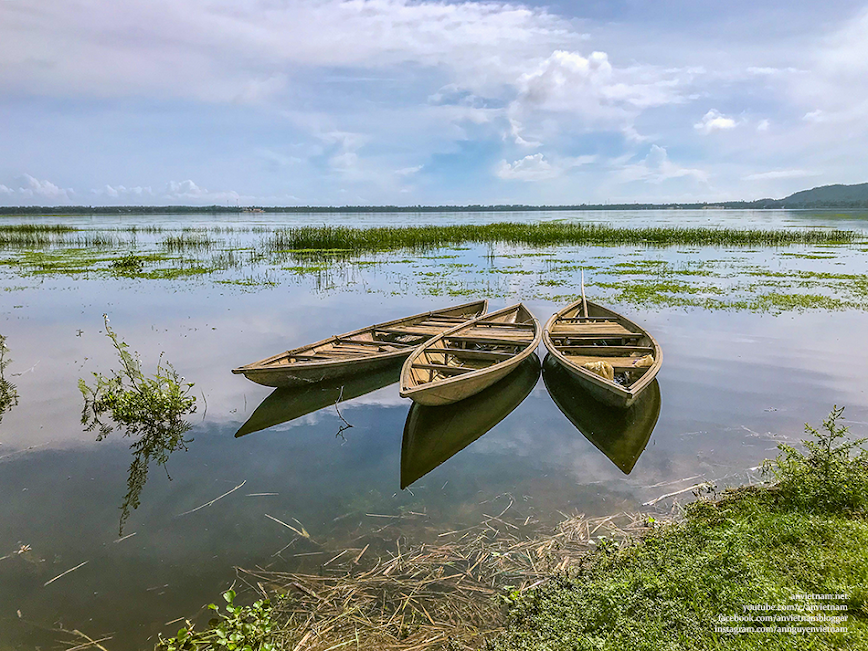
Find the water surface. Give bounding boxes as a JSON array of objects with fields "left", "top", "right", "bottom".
[{"left": 1, "top": 211, "right": 867, "bottom": 649}]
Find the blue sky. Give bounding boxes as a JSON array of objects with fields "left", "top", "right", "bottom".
[{"left": 2, "top": 0, "right": 868, "bottom": 206}]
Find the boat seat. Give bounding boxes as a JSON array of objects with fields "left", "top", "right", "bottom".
[
  {"left": 556, "top": 345, "right": 654, "bottom": 355},
  {"left": 550, "top": 322, "right": 635, "bottom": 336},
  {"left": 411, "top": 362, "right": 474, "bottom": 375},
  {"left": 427, "top": 347, "right": 513, "bottom": 360},
  {"left": 444, "top": 334, "right": 530, "bottom": 347},
  {"left": 376, "top": 325, "right": 445, "bottom": 336}
]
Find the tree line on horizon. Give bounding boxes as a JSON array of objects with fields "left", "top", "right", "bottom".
[{"left": 2, "top": 199, "right": 868, "bottom": 215}]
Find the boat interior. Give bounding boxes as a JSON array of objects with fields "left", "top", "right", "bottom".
[
  {"left": 550, "top": 303, "right": 655, "bottom": 388},
  {"left": 406, "top": 305, "right": 536, "bottom": 387},
  {"left": 276, "top": 306, "right": 486, "bottom": 366}
]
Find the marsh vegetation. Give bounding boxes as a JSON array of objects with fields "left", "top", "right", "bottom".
[{"left": 0, "top": 219, "right": 866, "bottom": 313}]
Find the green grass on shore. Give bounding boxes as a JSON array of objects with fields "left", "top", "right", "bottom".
[
  {"left": 488, "top": 408, "right": 868, "bottom": 651},
  {"left": 487, "top": 489, "right": 867, "bottom": 651}
]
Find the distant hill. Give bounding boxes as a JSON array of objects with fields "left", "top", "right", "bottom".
[{"left": 782, "top": 182, "right": 868, "bottom": 206}]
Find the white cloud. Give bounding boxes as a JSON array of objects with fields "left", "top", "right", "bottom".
[
  {"left": 495, "top": 154, "right": 559, "bottom": 181},
  {"left": 756, "top": 119, "right": 770, "bottom": 132},
  {"left": 92, "top": 184, "right": 154, "bottom": 198},
  {"left": 512, "top": 50, "right": 684, "bottom": 120},
  {"left": 0, "top": 185, "right": 12, "bottom": 195},
  {"left": 394, "top": 165, "right": 422, "bottom": 177},
  {"left": 15, "top": 174, "right": 73, "bottom": 201},
  {"left": 742, "top": 169, "right": 819, "bottom": 181},
  {"left": 0, "top": 0, "right": 579, "bottom": 102},
  {"left": 508, "top": 118, "right": 541, "bottom": 148},
  {"left": 164, "top": 180, "right": 248, "bottom": 202},
  {"left": 747, "top": 66, "right": 799, "bottom": 76},
  {"left": 616, "top": 145, "right": 708, "bottom": 184},
  {"left": 256, "top": 149, "right": 302, "bottom": 168},
  {"left": 694, "top": 109, "right": 737, "bottom": 134}
]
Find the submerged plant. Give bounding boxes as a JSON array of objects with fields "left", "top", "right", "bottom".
[
  {"left": 79, "top": 315, "right": 197, "bottom": 533},
  {"left": 0, "top": 334, "right": 19, "bottom": 423},
  {"left": 764, "top": 405, "right": 868, "bottom": 512}
]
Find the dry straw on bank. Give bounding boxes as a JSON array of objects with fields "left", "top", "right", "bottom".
[{"left": 237, "top": 508, "right": 659, "bottom": 651}]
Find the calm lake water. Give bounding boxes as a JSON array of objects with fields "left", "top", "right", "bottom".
[{"left": 1, "top": 210, "right": 867, "bottom": 649}]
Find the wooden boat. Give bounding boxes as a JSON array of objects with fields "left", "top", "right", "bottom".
[
  {"left": 401, "top": 355, "right": 540, "bottom": 488},
  {"left": 543, "top": 354, "right": 660, "bottom": 473},
  {"left": 234, "top": 360, "right": 403, "bottom": 437},
  {"left": 400, "top": 303, "right": 541, "bottom": 406},
  {"left": 232, "top": 300, "right": 487, "bottom": 388},
  {"left": 543, "top": 298, "right": 661, "bottom": 409}
]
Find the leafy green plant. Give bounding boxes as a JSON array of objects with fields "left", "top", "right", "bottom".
[
  {"left": 158, "top": 590, "right": 277, "bottom": 651},
  {"left": 111, "top": 252, "right": 145, "bottom": 274},
  {"left": 79, "top": 315, "right": 197, "bottom": 532},
  {"left": 0, "top": 334, "right": 19, "bottom": 422},
  {"left": 764, "top": 405, "right": 868, "bottom": 512}
]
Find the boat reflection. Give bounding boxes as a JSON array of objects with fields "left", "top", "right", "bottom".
[
  {"left": 401, "top": 354, "right": 540, "bottom": 489},
  {"left": 542, "top": 354, "right": 661, "bottom": 474},
  {"left": 234, "top": 360, "right": 403, "bottom": 437}
]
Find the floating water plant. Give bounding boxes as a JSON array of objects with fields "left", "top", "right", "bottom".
[{"left": 79, "top": 315, "right": 197, "bottom": 533}]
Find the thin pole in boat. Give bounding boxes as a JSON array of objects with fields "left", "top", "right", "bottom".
[{"left": 581, "top": 268, "right": 588, "bottom": 318}]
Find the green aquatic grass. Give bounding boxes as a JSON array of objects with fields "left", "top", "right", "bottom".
[
  {"left": 0, "top": 225, "right": 124, "bottom": 249},
  {"left": 161, "top": 233, "right": 216, "bottom": 251},
  {"left": 268, "top": 223, "right": 856, "bottom": 254}
]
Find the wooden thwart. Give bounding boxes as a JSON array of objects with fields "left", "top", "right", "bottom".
[
  {"left": 411, "top": 363, "right": 474, "bottom": 375},
  {"left": 557, "top": 345, "right": 654, "bottom": 354},
  {"left": 428, "top": 347, "right": 513, "bottom": 360},
  {"left": 444, "top": 334, "right": 529, "bottom": 347}
]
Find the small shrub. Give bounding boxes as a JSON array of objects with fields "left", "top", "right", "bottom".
[
  {"left": 79, "top": 315, "right": 197, "bottom": 532},
  {"left": 764, "top": 406, "right": 868, "bottom": 512},
  {"left": 158, "top": 590, "right": 277, "bottom": 651},
  {"left": 0, "top": 334, "right": 19, "bottom": 422}
]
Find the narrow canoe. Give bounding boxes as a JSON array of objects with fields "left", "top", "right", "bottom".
[
  {"left": 401, "top": 354, "right": 540, "bottom": 488},
  {"left": 542, "top": 298, "right": 661, "bottom": 409},
  {"left": 542, "top": 354, "right": 660, "bottom": 473},
  {"left": 232, "top": 299, "right": 487, "bottom": 388},
  {"left": 400, "top": 303, "right": 541, "bottom": 406}
]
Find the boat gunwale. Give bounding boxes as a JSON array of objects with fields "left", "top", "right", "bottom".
[
  {"left": 399, "top": 303, "right": 542, "bottom": 400},
  {"left": 542, "top": 299, "right": 662, "bottom": 401},
  {"left": 232, "top": 299, "right": 488, "bottom": 375}
]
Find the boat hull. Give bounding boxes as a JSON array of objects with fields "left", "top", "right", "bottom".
[
  {"left": 405, "top": 353, "right": 525, "bottom": 406},
  {"left": 400, "top": 303, "right": 542, "bottom": 406},
  {"left": 542, "top": 299, "right": 661, "bottom": 409},
  {"left": 233, "top": 299, "right": 487, "bottom": 388},
  {"left": 237, "top": 349, "right": 407, "bottom": 388},
  {"left": 401, "top": 355, "right": 540, "bottom": 487}
]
